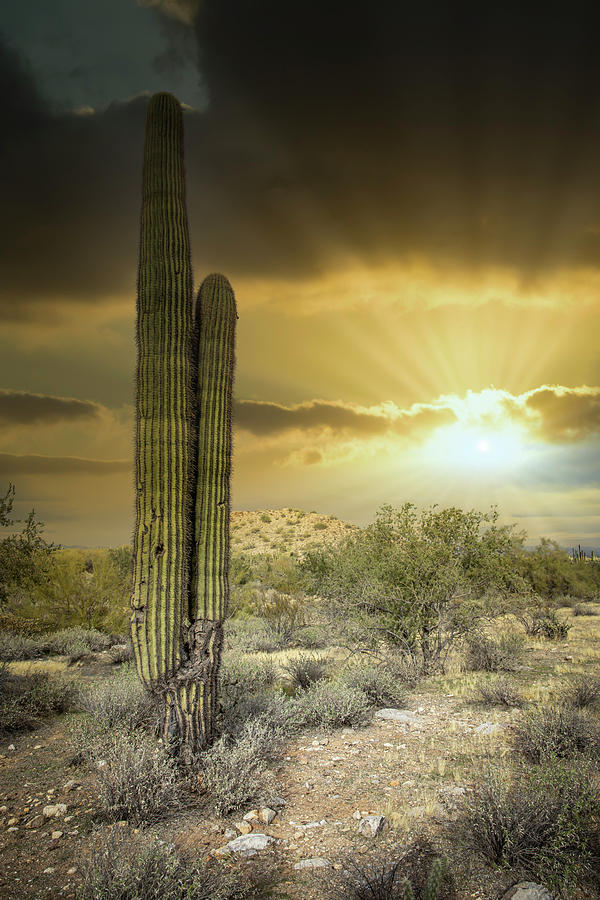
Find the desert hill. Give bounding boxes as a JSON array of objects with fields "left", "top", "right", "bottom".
[{"left": 231, "top": 507, "right": 358, "bottom": 556}]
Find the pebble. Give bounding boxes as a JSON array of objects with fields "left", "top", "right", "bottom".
[
  {"left": 259, "top": 807, "right": 277, "bottom": 825},
  {"left": 67, "top": 868, "right": 77, "bottom": 876},
  {"left": 357, "top": 814, "right": 386, "bottom": 837},
  {"left": 234, "top": 820, "right": 253, "bottom": 835},
  {"left": 8, "top": 744, "right": 15, "bottom": 751},
  {"left": 374, "top": 709, "right": 419, "bottom": 724},
  {"left": 51, "top": 831, "right": 63, "bottom": 840},
  {"left": 43, "top": 868, "right": 55, "bottom": 875},
  {"left": 226, "top": 833, "right": 275, "bottom": 855},
  {"left": 243, "top": 809, "right": 259, "bottom": 821},
  {"left": 43, "top": 804, "right": 67, "bottom": 819}
]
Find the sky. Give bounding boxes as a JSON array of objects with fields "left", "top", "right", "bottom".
[{"left": 0, "top": 0, "right": 599, "bottom": 549}]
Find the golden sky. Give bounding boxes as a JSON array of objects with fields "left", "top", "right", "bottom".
[{"left": 1, "top": 2, "right": 599, "bottom": 548}]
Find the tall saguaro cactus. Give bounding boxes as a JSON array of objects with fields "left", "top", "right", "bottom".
[{"left": 131, "top": 92, "right": 236, "bottom": 759}]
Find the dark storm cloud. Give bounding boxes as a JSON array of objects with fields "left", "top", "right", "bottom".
[
  {"left": 0, "top": 453, "right": 130, "bottom": 475},
  {"left": 0, "top": 389, "right": 101, "bottom": 425},
  {"left": 525, "top": 387, "right": 600, "bottom": 443},
  {"left": 3, "top": 3, "right": 600, "bottom": 317},
  {"left": 235, "top": 399, "right": 455, "bottom": 437}
]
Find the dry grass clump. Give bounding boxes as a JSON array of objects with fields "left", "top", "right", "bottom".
[
  {"left": 327, "top": 839, "right": 453, "bottom": 900},
  {"left": 475, "top": 676, "right": 525, "bottom": 708}
]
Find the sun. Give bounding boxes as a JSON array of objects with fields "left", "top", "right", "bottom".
[{"left": 421, "top": 421, "right": 529, "bottom": 473}]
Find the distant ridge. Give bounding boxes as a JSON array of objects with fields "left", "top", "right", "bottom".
[{"left": 231, "top": 507, "right": 358, "bottom": 556}]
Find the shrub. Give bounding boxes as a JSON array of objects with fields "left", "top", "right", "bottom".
[
  {"left": 314, "top": 522, "right": 328, "bottom": 530},
  {"left": 339, "top": 664, "right": 407, "bottom": 708},
  {"left": 260, "top": 513, "right": 271, "bottom": 523},
  {"left": 224, "top": 618, "right": 286, "bottom": 654},
  {"left": 464, "top": 632, "right": 524, "bottom": 672},
  {"left": 93, "top": 728, "right": 183, "bottom": 825},
  {"left": 455, "top": 761, "right": 600, "bottom": 894},
  {"left": 572, "top": 604, "right": 599, "bottom": 616},
  {"left": 0, "top": 669, "right": 74, "bottom": 733},
  {"left": 43, "top": 626, "right": 113, "bottom": 657},
  {"left": 220, "top": 656, "right": 278, "bottom": 711},
  {"left": 199, "top": 717, "right": 281, "bottom": 816},
  {"left": 295, "top": 624, "right": 329, "bottom": 649},
  {"left": 290, "top": 681, "right": 372, "bottom": 729},
  {"left": 512, "top": 705, "right": 600, "bottom": 763},
  {"left": 537, "top": 610, "right": 571, "bottom": 640},
  {"left": 0, "top": 630, "right": 43, "bottom": 661},
  {"left": 78, "top": 666, "right": 156, "bottom": 730},
  {"left": 562, "top": 675, "right": 600, "bottom": 710},
  {"left": 78, "top": 827, "right": 250, "bottom": 900},
  {"left": 328, "top": 840, "right": 453, "bottom": 900},
  {"left": 283, "top": 652, "right": 329, "bottom": 690},
  {"left": 475, "top": 676, "right": 525, "bottom": 708}
]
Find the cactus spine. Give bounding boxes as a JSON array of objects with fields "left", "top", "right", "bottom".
[{"left": 130, "top": 92, "right": 236, "bottom": 758}]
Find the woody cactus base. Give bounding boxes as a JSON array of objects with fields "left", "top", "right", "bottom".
[{"left": 130, "top": 92, "right": 236, "bottom": 760}]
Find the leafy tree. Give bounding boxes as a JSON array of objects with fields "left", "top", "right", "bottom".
[
  {"left": 302, "top": 503, "right": 523, "bottom": 673},
  {"left": 515, "top": 537, "right": 599, "bottom": 601},
  {"left": 0, "top": 484, "right": 56, "bottom": 607}
]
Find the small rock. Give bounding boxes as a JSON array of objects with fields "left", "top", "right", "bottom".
[
  {"left": 25, "top": 815, "right": 44, "bottom": 829},
  {"left": 234, "top": 820, "right": 253, "bottom": 835},
  {"left": 8, "top": 744, "right": 15, "bottom": 751},
  {"left": 63, "top": 780, "right": 79, "bottom": 792},
  {"left": 374, "top": 709, "right": 418, "bottom": 724},
  {"left": 243, "top": 809, "right": 259, "bottom": 821},
  {"left": 96, "top": 759, "right": 107, "bottom": 769},
  {"left": 358, "top": 814, "right": 386, "bottom": 837},
  {"left": 211, "top": 846, "right": 232, "bottom": 859},
  {"left": 63, "top": 815, "right": 74, "bottom": 823},
  {"left": 226, "top": 833, "right": 275, "bottom": 855},
  {"left": 42, "top": 804, "right": 67, "bottom": 819},
  {"left": 475, "top": 722, "right": 504, "bottom": 735},
  {"left": 270, "top": 796, "right": 286, "bottom": 809},
  {"left": 501, "top": 884, "right": 553, "bottom": 900},
  {"left": 7, "top": 817, "right": 18, "bottom": 826},
  {"left": 294, "top": 858, "right": 331, "bottom": 870},
  {"left": 51, "top": 831, "right": 63, "bottom": 840},
  {"left": 0, "top": 806, "right": 7, "bottom": 813},
  {"left": 259, "top": 807, "right": 277, "bottom": 825},
  {"left": 67, "top": 868, "right": 77, "bottom": 876},
  {"left": 224, "top": 827, "right": 237, "bottom": 840},
  {"left": 7, "top": 826, "right": 18, "bottom": 832},
  {"left": 352, "top": 809, "right": 362, "bottom": 820},
  {"left": 33, "top": 744, "right": 43, "bottom": 750},
  {"left": 43, "top": 868, "right": 55, "bottom": 875}
]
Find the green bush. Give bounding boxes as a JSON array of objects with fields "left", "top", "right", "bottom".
[
  {"left": 199, "top": 717, "right": 281, "bottom": 816},
  {"left": 0, "top": 630, "right": 44, "bottom": 661},
  {"left": 455, "top": 761, "right": 600, "bottom": 895},
  {"left": 78, "top": 827, "right": 250, "bottom": 900},
  {"left": 224, "top": 617, "right": 287, "bottom": 654},
  {"left": 259, "top": 513, "right": 271, "bottom": 524},
  {"left": 93, "top": 728, "right": 183, "bottom": 825},
  {"left": 295, "top": 624, "right": 329, "bottom": 649},
  {"left": 0, "top": 669, "right": 74, "bottom": 733},
  {"left": 43, "top": 626, "right": 113, "bottom": 656},
  {"left": 283, "top": 652, "right": 329, "bottom": 690},
  {"left": 338, "top": 663, "right": 407, "bottom": 708},
  {"left": 512, "top": 706, "right": 600, "bottom": 763},
  {"left": 290, "top": 681, "right": 372, "bottom": 729},
  {"left": 464, "top": 632, "right": 524, "bottom": 672},
  {"left": 77, "top": 666, "right": 156, "bottom": 730}
]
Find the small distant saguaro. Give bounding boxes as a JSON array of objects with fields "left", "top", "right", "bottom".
[{"left": 130, "top": 92, "right": 236, "bottom": 760}]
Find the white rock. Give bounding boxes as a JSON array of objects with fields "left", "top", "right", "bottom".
[
  {"left": 374, "top": 709, "right": 418, "bottom": 724},
  {"left": 67, "top": 868, "right": 77, "bottom": 876},
  {"left": 7, "top": 826, "right": 18, "bottom": 832},
  {"left": 352, "top": 809, "right": 362, "bottom": 820},
  {"left": 7, "top": 817, "right": 18, "bottom": 826},
  {"left": 43, "top": 868, "right": 55, "bottom": 874},
  {"left": 259, "top": 807, "right": 277, "bottom": 825},
  {"left": 8, "top": 744, "right": 15, "bottom": 751},
  {"left": 226, "top": 833, "right": 275, "bottom": 855},
  {"left": 358, "top": 814, "right": 386, "bottom": 836},
  {"left": 501, "top": 884, "right": 553, "bottom": 900},
  {"left": 42, "top": 804, "right": 67, "bottom": 819},
  {"left": 294, "top": 858, "right": 331, "bottom": 870},
  {"left": 475, "top": 722, "right": 504, "bottom": 735},
  {"left": 224, "top": 828, "right": 237, "bottom": 840},
  {"left": 51, "top": 831, "right": 63, "bottom": 840}
]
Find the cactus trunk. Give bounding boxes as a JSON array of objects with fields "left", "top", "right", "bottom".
[{"left": 130, "top": 92, "right": 236, "bottom": 760}]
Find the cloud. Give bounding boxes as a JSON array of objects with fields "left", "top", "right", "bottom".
[
  {"left": 524, "top": 385, "right": 600, "bottom": 443},
  {"left": 139, "top": 0, "right": 201, "bottom": 26},
  {"left": 0, "top": 389, "right": 102, "bottom": 425},
  {"left": 235, "top": 399, "right": 455, "bottom": 438},
  {"left": 0, "top": 453, "right": 130, "bottom": 476}
]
